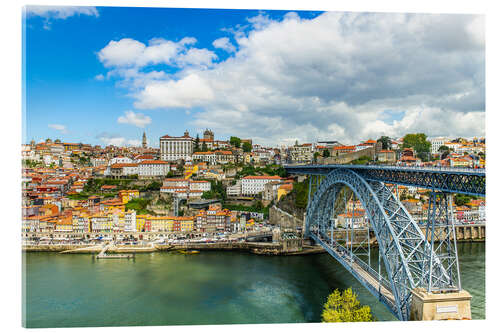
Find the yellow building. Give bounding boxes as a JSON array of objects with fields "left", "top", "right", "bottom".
[
  {"left": 179, "top": 217, "right": 194, "bottom": 232},
  {"left": 148, "top": 216, "right": 175, "bottom": 232},
  {"left": 136, "top": 215, "right": 148, "bottom": 232},
  {"left": 277, "top": 183, "right": 293, "bottom": 201},
  {"left": 119, "top": 190, "right": 140, "bottom": 204}
]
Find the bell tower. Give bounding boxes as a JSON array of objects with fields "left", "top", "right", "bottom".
[{"left": 142, "top": 131, "right": 147, "bottom": 148}]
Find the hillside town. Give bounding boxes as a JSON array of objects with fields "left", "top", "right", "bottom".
[{"left": 21, "top": 129, "right": 486, "bottom": 245}]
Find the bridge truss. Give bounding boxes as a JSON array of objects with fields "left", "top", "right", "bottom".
[{"left": 305, "top": 169, "right": 463, "bottom": 321}]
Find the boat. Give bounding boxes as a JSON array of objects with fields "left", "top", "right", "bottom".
[{"left": 177, "top": 250, "right": 200, "bottom": 255}]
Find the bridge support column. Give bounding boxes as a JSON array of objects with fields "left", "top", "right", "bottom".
[{"left": 410, "top": 288, "right": 472, "bottom": 321}]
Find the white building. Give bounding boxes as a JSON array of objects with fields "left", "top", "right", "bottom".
[
  {"left": 91, "top": 157, "right": 107, "bottom": 167},
  {"left": 138, "top": 160, "right": 171, "bottom": 177},
  {"left": 241, "top": 175, "right": 283, "bottom": 195},
  {"left": 430, "top": 137, "right": 449, "bottom": 154},
  {"left": 124, "top": 211, "right": 136, "bottom": 232},
  {"left": 189, "top": 180, "right": 211, "bottom": 192},
  {"left": 160, "top": 130, "right": 194, "bottom": 162},
  {"left": 227, "top": 181, "right": 242, "bottom": 196},
  {"left": 109, "top": 156, "right": 134, "bottom": 165},
  {"left": 193, "top": 152, "right": 216, "bottom": 165},
  {"left": 160, "top": 178, "right": 211, "bottom": 197}
]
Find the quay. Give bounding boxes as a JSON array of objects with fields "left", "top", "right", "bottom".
[{"left": 95, "top": 244, "right": 134, "bottom": 259}]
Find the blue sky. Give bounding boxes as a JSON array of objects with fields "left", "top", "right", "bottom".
[
  {"left": 23, "top": 6, "right": 484, "bottom": 147},
  {"left": 24, "top": 6, "right": 322, "bottom": 147}
]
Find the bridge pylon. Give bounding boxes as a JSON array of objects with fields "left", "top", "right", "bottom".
[{"left": 409, "top": 191, "right": 472, "bottom": 320}]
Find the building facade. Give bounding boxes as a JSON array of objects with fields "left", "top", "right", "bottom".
[{"left": 160, "top": 130, "right": 194, "bottom": 162}]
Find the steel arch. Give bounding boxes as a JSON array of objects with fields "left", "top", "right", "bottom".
[{"left": 306, "top": 169, "right": 453, "bottom": 321}]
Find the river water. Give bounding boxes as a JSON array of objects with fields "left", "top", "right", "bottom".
[{"left": 23, "top": 242, "right": 485, "bottom": 328}]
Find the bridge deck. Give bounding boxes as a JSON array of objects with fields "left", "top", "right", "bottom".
[
  {"left": 311, "top": 232, "right": 398, "bottom": 318},
  {"left": 285, "top": 164, "right": 485, "bottom": 196}
]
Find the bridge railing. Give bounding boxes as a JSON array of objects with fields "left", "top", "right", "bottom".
[
  {"left": 313, "top": 230, "right": 397, "bottom": 309},
  {"left": 313, "top": 231, "right": 400, "bottom": 316}
]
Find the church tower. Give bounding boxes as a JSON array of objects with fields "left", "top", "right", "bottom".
[{"left": 142, "top": 131, "right": 147, "bottom": 148}]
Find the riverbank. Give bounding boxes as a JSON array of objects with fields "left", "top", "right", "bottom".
[{"left": 22, "top": 242, "right": 326, "bottom": 256}]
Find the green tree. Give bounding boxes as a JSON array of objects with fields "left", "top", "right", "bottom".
[
  {"left": 438, "top": 145, "right": 451, "bottom": 159},
  {"left": 201, "top": 142, "right": 208, "bottom": 152},
  {"left": 242, "top": 141, "right": 252, "bottom": 152},
  {"left": 454, "top": 193, "right": 473, "bottom": 206},
  {"left": 402, "top": 133, "right": 431, "bottom": 154},
  {"left": 194, "top": 134, "right": 200, "bottom": 152},
  {"left": 230, "top": 136, "right": 241, "bottom": 148},
  {"left": 313, "top": 151, "right": 320, "bottom": 163},
  {"left": 322, "top": 288, "right": 374, "bottom": 323},
  {"left": 322, "top": 149, "right": 330, "bottom": 158},
  {"left": 377, "top": 136, "right": 391, "bottom": 150},
  {"left": 351, "top": 156, "right": 371, "bottom": 165}
]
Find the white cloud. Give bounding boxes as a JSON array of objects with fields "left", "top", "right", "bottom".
[
  {"left": 98, "top": 37, "right": 216, "bottom": 69},
  {"left": 94, "top": 74, "right": 105, "bottom": 81},
  {"left": 48, "top": 124, "right": 67, "bottom": 134},
  {"left": 98, "top": 12, "right": 485, "bottom": 145},
  {"left": 117, "top": 111, "right": 151, "bottom": 128},
  {"left": 97, "top": 133, "right": 142, "bottom": 147},
  {"left": 213, "top": 37, "right": 236, "bottom": 53},
  {"left": 134, "top": 73, "right": 214, "bottom": 109},
  {"left": 26, "top": 6, "right": 99, "bottom": 19}
]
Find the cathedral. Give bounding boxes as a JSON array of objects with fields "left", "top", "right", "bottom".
[{"left": 203, "top": 129, "right": 214, "bottom": 141}]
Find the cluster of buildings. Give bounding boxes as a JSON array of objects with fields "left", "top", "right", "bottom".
[
  {"left": 285, "top": 136, "right": 485, "bottom": 168},
  {"left": 21, "top": 129, "right": 486, "bottom": 239},
  {"left": 22, "top": 198, "right": 258, "bottom": 235}
]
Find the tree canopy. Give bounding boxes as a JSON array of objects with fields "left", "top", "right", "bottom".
[
  {"left": 230, "top": 136, "right": 241, "bottom": 148},
  {"left": 322, "top": 288, "right": 374, "bottom": 323},
  {"left": 194, "top": 134, "right": 200, "bottom": 152},
  {"left": 322, "top": 149, "right": 330, "bottom": 158},
  {"left": 242, "top": 141, "right": 252, "bottom": 152},
  {"left": 402, "top": 133, "right": 431, "bottom": 153},
  {"left": 377, "top": 136, "right": 391, "bottom": 150}
]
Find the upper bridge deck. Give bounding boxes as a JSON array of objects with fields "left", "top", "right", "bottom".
[{"left": 284, "top": 164, "right": 485, "bottom": 196}]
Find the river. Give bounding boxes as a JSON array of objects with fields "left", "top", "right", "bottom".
[{"left": 23, "top": 242, "right": 485, "bottom": 327}]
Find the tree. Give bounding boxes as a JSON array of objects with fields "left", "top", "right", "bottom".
[
  {"left": 242, "top": 141, "right": 252, "bottom": 152},
  {"left": 377, "top": 136, "right": 391, "bottom": 150},
  {"left": 194, "top": 134, "right": 200, "bottom": 152},
  {"left": 201, "top": 142, "right": 208, "bottom": 152},
  {"left": 454, "top": 193, "right": 473, "bottom": 207},
  {"left": 402, "top": 133, "right": 431, "bottom": 155},
  {"left": 313, "top": 151, "right": 320, "bottom": 163},
  {"left": 322, "top": 288, "right": 374, "bottom": 323},
  {"left": 230, "top": 136, "right": 241, "bottom": 148},
  {"left": 322, "top": 149, "right": 330, "bottom": 158}
]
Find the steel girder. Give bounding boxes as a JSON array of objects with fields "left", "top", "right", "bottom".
[
  {"left": 306, "top": 169, "right": 453, "bottom": 321},
  {"left": 285, "top": 165, "right": 485, "bottom": 196}
]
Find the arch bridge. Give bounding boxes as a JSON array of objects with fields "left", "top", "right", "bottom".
[{"left": 285, "top": 164, "right": 485, "bottom": 321}]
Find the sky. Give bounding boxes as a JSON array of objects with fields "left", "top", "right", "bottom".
[{"left": 23, "top": 6, "right": 485, "bottom": 148}]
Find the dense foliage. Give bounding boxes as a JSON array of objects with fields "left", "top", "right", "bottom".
[
  {"left": 377, "top": 136, "right": 391, "bottom": 150},
  {"left": 23, "top": 159, "right": 43, "bottom": 168},
  {"left": 454, "top": 193, "right": 477, "bottom": 207},
  {"left": 230, "top": 136, "right": 241, "bottom": 148},
  {"left": 350, "top": 156, "right": 372, "bottom": 165},
  {"left": 201, "top": 180, "right": 227, "bottom": 202},
  {"left": 125, "top": 198, "right": 154, "bottom": 215},
  {"left": 291, "top": 179, "right": 309, "bottom": 209},
  {"left": 242, "top": 141, "right": 252, "bottom": 152},
  {"left": 403, "top": 133, "right": 431, "bottom": 161},
  {"left": 236, "top": 165, "right": 286, "bottom": 179},
  {"left": 322, "top": 288, "right": 374, "bottom": 323}
]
